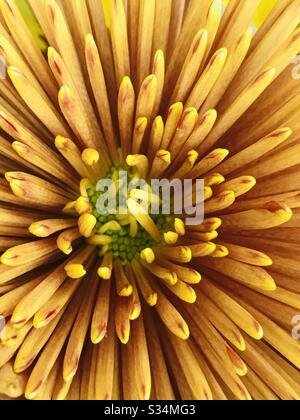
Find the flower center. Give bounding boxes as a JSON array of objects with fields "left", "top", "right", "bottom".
[{"left": 77, "top": 164, "right": 178, "bottom": 265}]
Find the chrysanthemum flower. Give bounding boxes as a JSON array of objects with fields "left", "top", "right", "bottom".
[{"left": 0, "top": 0, "right": 300, "bottom": 401}]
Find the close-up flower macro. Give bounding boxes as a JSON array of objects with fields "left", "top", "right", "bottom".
[{"left": 0, "top": 0, "right": 300, "bottom": 401}]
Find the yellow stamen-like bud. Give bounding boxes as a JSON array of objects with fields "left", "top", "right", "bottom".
[
  {"left": 164, "top": 231, "right": 179, "bottom": 245},
  {"left": 126, "top": 154, "right": 149, "bottom": 178},
  {"left": 98, "top": 252, "right": 113, "bottom": 280},
  {"left": 204, "top": 173, "right": 225, "bottom": 187},
  {"left": 75, "top": 196, "right": 91, "bottom": 215},
  {"left": 98, "top": 221, "right": 121, "bottom": 234},
  {"left": 141, "top": 260, "right": 178, "bottom": 286},
  {"left": 115, "top": 262, "right": 133, "bottom": 297},
  {"left": 97, "top": 267, "right": 111, "bottom": 280},
  {"left": 78, "top": 214, "right": 97, "bottom": 238},
  {"left": 29, "top": 223, "right": 49, "bottom": 238},
  {"left": 55, "top": 135, "right": 68, "bottom": 149},
  {"left": 167, "top": 280, "right": 197, "bottom": 304},
  {"left": 157, "top": 150, "right": 171, "bottom": 165},
  {"left": 174, "top": 218, "right": 185, "bottom": 236},
  {"left": 82, "top": 148, "right": 100, "bottom": 166},
  {"left": 210, "top": 244, "right": 229, "bottom": 258},
  {"left": 80, "top": 179, "right": 93, "bottom": 197},
  {"left": 88, "top": 235, "right": 113, "bottom": 246},
  {"left": 65, "top": 264, "right": 87, "bottom": 279},
  {"left": 57, "top": 236, "right": 73, "bottom": 255},
  {"left": 160, "top": 246, "right": 192, "bottom": 263},
  {"left": 187, "top": 150, "right": 199, "bottom": 165},
  {"left": 150, "top": 150, "right": 171, "bottom": 179},
  {"left": 56, "top": 228, "right": 81, "bottom": 255},
  {"left": 118, "top": 284, "right": 133, "bottom": 297},
  {"left": 147, "top": 293, "right": 158, "bottom": 307},
  {"left": 189, "top": 231, "right": 219, "bottom": 241},
  {"left": 140, "top": 248, "right": 155, "bottom": 264}
]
